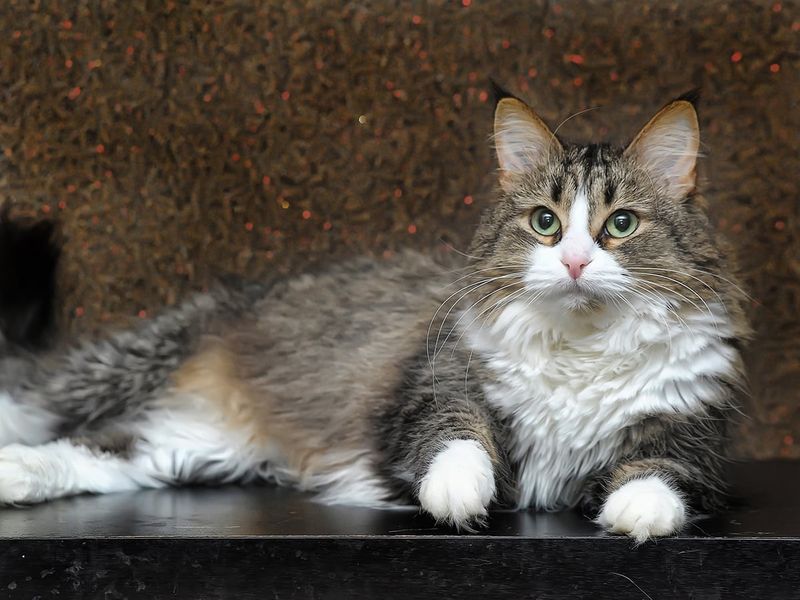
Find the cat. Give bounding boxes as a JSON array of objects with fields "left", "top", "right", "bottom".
[{"left": 0, "top": 88, "right": 750, "bottom": 542}]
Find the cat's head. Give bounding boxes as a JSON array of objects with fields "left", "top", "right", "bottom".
[{"left": 469, "top": 89, "right": 724, "bottom": 314}]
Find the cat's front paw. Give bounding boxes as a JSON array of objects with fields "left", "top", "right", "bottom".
[
  {"left": 597, "top": 475, "right": 686, "bottom": 543},
  {"left": 418, "top": 439, "right": 496, "bottom": 530}
]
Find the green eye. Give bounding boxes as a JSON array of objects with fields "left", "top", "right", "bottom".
[
  {"left": 605, "top": 210, "right": 639, "bottom": 238},
  {"left": 530, "top": 208, "right": 561, "bottom": 236}
]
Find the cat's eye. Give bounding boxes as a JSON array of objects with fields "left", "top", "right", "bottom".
[
  {"left": 530, "top": 208, "right": 561, "bottom": 237},
  {"left": 605, "top": 210, "right": 639, "bottom": 238}
]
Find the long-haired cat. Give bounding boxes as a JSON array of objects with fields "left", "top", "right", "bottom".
[{"left": 0, "top": 89, "right": 749, "bottom": 542}]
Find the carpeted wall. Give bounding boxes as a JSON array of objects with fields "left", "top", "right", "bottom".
[{"left": 0, "top": 0, "right": 797, "bottom": 457}]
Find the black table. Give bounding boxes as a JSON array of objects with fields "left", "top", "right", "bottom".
[{"left": 0, "top": 460, "right": 797, "bottom": 599}]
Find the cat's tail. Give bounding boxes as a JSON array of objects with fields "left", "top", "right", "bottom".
[
  {"left": 0, "top": 205, "right": 60, "bottom": 393},
  {"left": 11, "top": 278, "right": 269, "bottom": 437},
  {"left": 0, "top": 205, "right": 63, "bottom": 445},
  {"left": 0, "top": 204, "right": 60, "bottom": 354},
  {"left": 0, "top": 203, "right": 268, "bottom": 445}
]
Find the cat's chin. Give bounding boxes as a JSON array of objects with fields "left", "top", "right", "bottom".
[
  {"left": 559, "top": 294, "right": 601, "bottom": 312},
  {"left": 547, "top": 283, "right": 606, "bottom": 312}
]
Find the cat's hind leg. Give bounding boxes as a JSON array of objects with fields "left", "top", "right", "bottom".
[
  {"left": 0, "top": 391, "right": 59, "bottom": 448},
  {"left": 0, "top": 439, "right": 163, "bottom": 504},
  {"left": 0, "top": 393, "right": 270, "bottom": 505}
]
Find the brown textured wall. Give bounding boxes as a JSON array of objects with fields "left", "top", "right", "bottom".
[{"left": 0, "top": 1, "right": 797, "bottom": 457}]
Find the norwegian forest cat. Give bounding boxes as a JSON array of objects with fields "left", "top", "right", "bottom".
[{"left": 0, "top": 89, "right": 749, "bottom": 542}]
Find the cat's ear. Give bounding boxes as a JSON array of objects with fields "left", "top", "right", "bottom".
[
  {"left": 624, "top": 93, "right": 700, "bottom": 200},
  {"left": 493, "top": 91, "right": 561, "bottom": 190}
]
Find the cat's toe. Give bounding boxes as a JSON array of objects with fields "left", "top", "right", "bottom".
[
  {"left": 597, "top": 475, "right": 686, "bottom": 543},
  {"left": 418, "top": 439, "right": 495, "bottom": 529},
  {"left": 0, "top": 444, "right": 47, "bottom": 504}
]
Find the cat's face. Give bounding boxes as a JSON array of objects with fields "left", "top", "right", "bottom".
[{"left": 469, "top": 92, "right": 722, "bottom": 313}]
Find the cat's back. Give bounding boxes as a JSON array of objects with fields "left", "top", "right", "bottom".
[
  {"left": 255, "top": 249, "right": 450, "bottom": 338},
  {"left": 220, "top": 250, "right": 454, "bottom": 407}
]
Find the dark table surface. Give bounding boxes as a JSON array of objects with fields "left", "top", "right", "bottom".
[
  {"left": 1, "top": 461, "right": 798, "bottom": 599},
  {"left": 0, "top": 459, "right": 793, "bottom": 539}
]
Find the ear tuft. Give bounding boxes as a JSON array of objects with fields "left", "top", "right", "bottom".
[
  {"left": 489, "top": 78, "right": 520, "bottom": 107},
  {"left": 624, "top": 98, "right": 700, "bottom": 200},
  {"left": 675, "top": 88, "right": 701, "bottom": 108}
]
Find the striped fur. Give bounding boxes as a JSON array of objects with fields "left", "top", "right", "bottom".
[{"left": 0, "top": 91, "right": 749, "bottom": 542}]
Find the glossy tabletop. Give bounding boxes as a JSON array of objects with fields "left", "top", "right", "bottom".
[{"left": 0, "top": 460, "right": 793, "bottom": 539}]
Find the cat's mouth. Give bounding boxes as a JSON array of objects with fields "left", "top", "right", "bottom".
[
  {"left": 546, "top": 279, "right": 611, "bottom": 310},
  {"left": 561, "top": 278, "right": 596, "bottom": 296}
]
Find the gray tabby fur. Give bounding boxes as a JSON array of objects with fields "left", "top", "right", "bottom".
[{"left": 0, "top": 90, "right": 750, "bottom": 539}]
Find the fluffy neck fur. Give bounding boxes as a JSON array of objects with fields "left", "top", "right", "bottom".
[{"left": 465, "top": 291, "right": 737, "bottom": 508}]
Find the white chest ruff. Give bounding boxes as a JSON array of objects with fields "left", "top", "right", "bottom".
[{"left": 466, "top": 298, "right": 737, "bottom": 510}]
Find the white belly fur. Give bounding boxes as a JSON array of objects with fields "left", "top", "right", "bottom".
[{"left": 466, "top": 297, "right": 737, "bottom": 510}]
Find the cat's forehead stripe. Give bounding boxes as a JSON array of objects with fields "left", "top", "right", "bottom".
[
  {"left": 552, "top": 146, "right": 617, "bottom": 216},
  {"left": 551, "top": 177, "right": 562, "bottom": 204},
  {"left": 604, "top": 180, "right": 616, "bottom": 205}
]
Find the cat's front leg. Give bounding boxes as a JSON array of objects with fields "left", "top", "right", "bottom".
[
  {"left": 418, "top": 437, "right": 497, "bottom": 528},
  {"left": 589, "top": 456, "right": 723, "bottom": 543},
  {"left": 377, "top": 384, "right": 508, "bottom": 529},
  {"left": 595, "top": 466, "right": 687, "bottom": 543},
  {"left": 585, "top": 406, "right": 730, "bottom": 543},
  {"left": 410, "top": 409, "right": 506, "bottom": 530}
]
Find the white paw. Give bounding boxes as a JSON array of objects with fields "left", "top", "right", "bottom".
[
  {"left": 418, "top": 439, "right": 496, "bottom": 528},
  {"left": 0, "top": 444, "right": 47, "bottom": 504},
  {"left": 597, "top": 475, "right": 686, "bottom": 543}
]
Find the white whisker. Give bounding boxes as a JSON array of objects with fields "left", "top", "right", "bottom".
[
  {"left": 448, "top": 286, "right": 531, "bottom": 358},
  {"left": 434, "top": 279, "right": 525, "bottom": 361},
  {"left": 427, "top": 270, "right": 525, "bottom": 405},
  {"left": 626, "top": 269, "right": 720, "bottom": 335}
]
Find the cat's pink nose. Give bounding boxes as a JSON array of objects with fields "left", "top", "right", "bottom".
[{"left": 562, "top": 255, "right": 590, "bottom": 280}]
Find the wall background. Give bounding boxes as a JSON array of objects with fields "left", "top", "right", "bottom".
[{"left": 0, "top": 0, "right": 797, "bottom": 457}]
